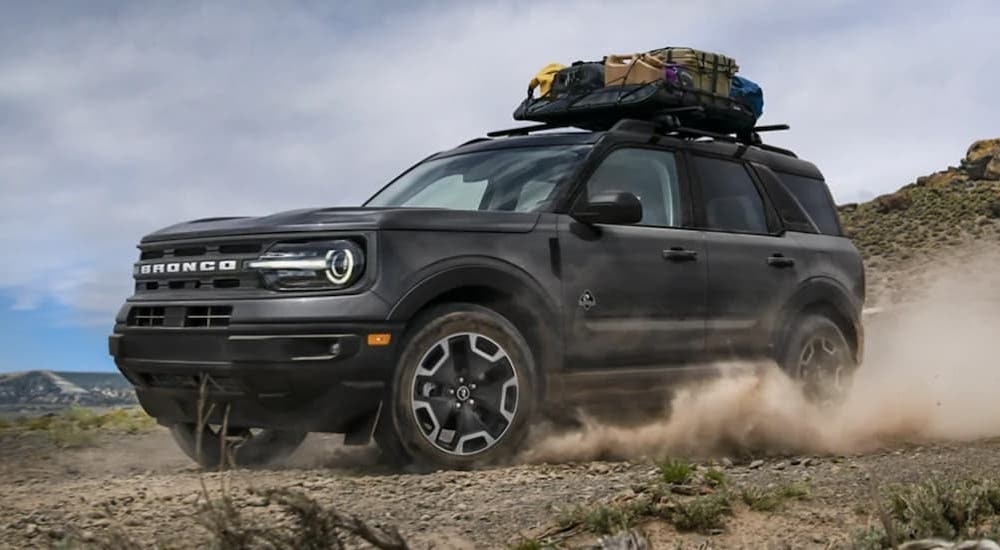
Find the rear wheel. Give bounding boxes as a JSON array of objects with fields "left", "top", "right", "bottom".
[
  {"left": 170, "top": 423, "right": 306, "bottom": 469},
  {"left": 375, "top": 303, "right": 537, "bottom": 470},
  {"left": 779, "top": 313, "right": 856, "bottom": 405}
]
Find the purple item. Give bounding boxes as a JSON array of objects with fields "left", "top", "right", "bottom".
[{"left": 663, "top": 63, "right": 682, "bottom": 85}]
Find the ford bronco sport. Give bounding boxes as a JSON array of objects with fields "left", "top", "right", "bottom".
[{"left": 109, "top": 118, "right": 865, "bottom": 470}]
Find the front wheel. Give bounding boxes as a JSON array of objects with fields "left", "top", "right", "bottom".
[
  {"left": 376, "top": 303, "right": 538, "bottom": 470},
  {"left": 779, "top": 313, "right": 856, "bottom": 406},
  {"left": 170, "top": 423, "right": 306, "bottom": 469}
]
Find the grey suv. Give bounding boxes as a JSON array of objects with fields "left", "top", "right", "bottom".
[{"left": 108, "top": 118, "right": 865, "bottom": 470}]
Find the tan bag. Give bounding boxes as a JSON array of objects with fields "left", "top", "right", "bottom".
[
  {"left": 604, "top": 47, "right": 739, "bottom": 97},
  {"left": 604, "top": 53, "right": 666, "bottom": 87}
]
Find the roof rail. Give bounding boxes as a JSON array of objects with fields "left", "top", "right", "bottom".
[
  {"left": 457, "top": 137, "right": 493, "bottom": 147},
  {"left": 485, "top": 122, "right": 579, "bottom": 137}
]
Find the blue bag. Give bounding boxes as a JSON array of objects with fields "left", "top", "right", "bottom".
[{"left": 730, "top": 76, "right": 764, "bottom": 120}]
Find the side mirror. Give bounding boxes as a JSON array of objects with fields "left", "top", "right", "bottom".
[{"left": 572, "top": 191, "right": 643, "bottom": 225}]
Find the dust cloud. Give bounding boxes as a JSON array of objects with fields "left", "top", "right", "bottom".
[{"left": 522, "top": 246, "right": 1000, "bottom": 463}]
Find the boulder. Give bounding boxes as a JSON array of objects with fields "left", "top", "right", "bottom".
[
  {"left": 924, "top": 170, "right": 968, "bottom": 190},
  {"left": 874, "top": 191, "right": 913, "bottom": 214},
  {"left": 964, "top": 138, "right": 1000, "bottom": 180}
]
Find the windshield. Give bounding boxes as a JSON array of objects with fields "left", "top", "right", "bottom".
[{"left": 365, "top": 145, "right": 591, "bottom": 212}]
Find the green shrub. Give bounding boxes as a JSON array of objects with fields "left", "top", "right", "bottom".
[
  {"left": 852, "top": 479, "right": 1000, "bottom": 548},
  {"left": 670, "top": 492, "right": 733, "bottom": 533},
  {"left": 658, "top": 458, "right": 693, "bottom": 485},
  {"left": 705, "top": 468, "right": 727, "bottom": 487},
  {"left": 740, "top": 483, "right": 811, "bottom": 512},
  {"left": 559, "top": 499, "right": 654, "bottom": 536}
]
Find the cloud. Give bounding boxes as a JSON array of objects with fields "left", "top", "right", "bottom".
[{"left": 0, "top": 0, "right": 999, "bottom": 326}]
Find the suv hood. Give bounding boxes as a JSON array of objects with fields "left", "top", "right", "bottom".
[{"left": 141, "top": 207, "right": 542, "bottom": 243}]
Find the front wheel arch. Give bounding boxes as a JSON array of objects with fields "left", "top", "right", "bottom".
[
  {"left": 772, "top": 279, "right": 862, "bottom": 366},
  {"left": 389, "top": 264, "right": 562, "bottom": 402}
]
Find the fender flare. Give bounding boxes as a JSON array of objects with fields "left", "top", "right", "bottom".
[{"left": 387, "top": 256, "right": 560, "bottom": 324}]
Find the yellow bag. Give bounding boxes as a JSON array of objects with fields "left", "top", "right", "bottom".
[{"left": 528, "top": 63, "right": 566, "bottom": 98}]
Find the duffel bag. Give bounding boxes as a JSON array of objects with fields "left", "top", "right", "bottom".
[
  {"left": 550, "top": 61, "right": 605, "bottom": 97},
  {"left": 730, "top": 75, "right": 764, "bottom": 119},
  {"left": 528, "top": 62, "right": 567, "bottom": 98}
]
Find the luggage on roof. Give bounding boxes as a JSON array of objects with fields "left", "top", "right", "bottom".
[
  {"left": 516, "top": 47, "right": 763, "bottom": 135},
  {"left": 730, "top": 75, "right": 764, "bottom": 119}
]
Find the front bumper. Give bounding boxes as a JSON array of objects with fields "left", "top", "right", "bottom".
[{"left": 110, "top": 321, "right": 402, "bottom": 433}]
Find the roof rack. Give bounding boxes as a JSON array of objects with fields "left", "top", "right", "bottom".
[
  {"left": 484, "top": 115, "right": 797, "bottom": 158},
  {"left": 484, "top": 116, "right": 793, "bottom": 155}
]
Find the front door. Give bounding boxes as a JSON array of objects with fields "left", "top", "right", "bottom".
[{"left": 559, "top": 146, "right": 708, "bottom": 369}]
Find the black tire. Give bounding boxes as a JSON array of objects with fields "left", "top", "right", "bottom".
[
  {"left": 779, "top": 313, "right": 856, "bottom": 405},
  {"left": 169, "top": 423, "right": 306, "bottom": 469},
  {"left": 375, "top": 303, "right": 538, "bottom": 470}
]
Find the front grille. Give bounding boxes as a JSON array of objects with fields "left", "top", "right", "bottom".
[
  {"left": 133, "top": 240, "right": 266, "bottom": 293},
  {"left": 184, "top": 306, "right": 233, "bottom": 328},
  {"left": 128, "top": 306, "right": 165, "bottom": 327},
  {"left": 126, "top": 305, "right": 232, "bottom": 328}
]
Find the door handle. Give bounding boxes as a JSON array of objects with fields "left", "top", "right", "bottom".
[
  {"left": 663, "top": 247, "right": 698, "bottom": 262},
  {"left": 767, "top": 254, "right": 795, "bottom": 268}
]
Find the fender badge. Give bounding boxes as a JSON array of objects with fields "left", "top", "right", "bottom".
[{"left": 578, "top": 290, "right": 596, "bottom": 311}]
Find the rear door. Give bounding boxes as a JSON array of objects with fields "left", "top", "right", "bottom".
[
  {"left": 688, "top": 154, "right": 807, "bottom": 358},
  {"left": 559, "top": 145, "right": 708, "bottom": 369}
]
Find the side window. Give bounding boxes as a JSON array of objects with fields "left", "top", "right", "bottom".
[
  {"left": 693, "top": 156, "right": 769, "bottom": 234},
  {"left": 584, "top": 148, "right": 683, "bottom": 227},
  {"left": 775, "top": 172, "right": 844, "bottom": 236}
]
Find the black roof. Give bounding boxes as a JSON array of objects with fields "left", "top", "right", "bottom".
[{"left": 440, "top": 120, "right": 823, "bottom": 180}]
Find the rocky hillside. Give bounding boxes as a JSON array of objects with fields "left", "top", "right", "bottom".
[
  {"left": 838, "top": 138, "right": 1000, "bottom": 305},
  {"left": 0, "top": 371, "right": 136, "bottom": 411},
  {"left": 839, "top": 138, "right": 1000, "bottom": 263}
]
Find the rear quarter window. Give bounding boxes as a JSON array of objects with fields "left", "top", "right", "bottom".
[{"left": 774, "top": 172, "right": 843, "bottom": 236}]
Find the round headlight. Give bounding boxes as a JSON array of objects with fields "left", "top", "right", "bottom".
[{"left": 326, "top": 247, "right": 356, "bottom": 285}]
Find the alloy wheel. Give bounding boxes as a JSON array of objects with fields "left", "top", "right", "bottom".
[{"left": 409, "top": 332, "right": 519, "bottom": 456}]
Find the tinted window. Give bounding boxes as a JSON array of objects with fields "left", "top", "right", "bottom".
[
  {"left": 584, "top": 148, "right": 683, "bottom": 227},
  {"left": 776, "top": 172, "right": 843, "bottom": 235},
  {"left": 693, "top": 156, "right": 769, "bottom": 234},
  {"left": 752, "top": 166, "right": 818, "bottom": 234}
]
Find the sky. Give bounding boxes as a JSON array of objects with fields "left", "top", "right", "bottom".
[{"left": 1, "top": 0, "right": 999, "bottom": 372}]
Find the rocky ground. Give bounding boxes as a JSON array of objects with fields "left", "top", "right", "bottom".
[{"left": 2, "top": 427, "right": 1000, "bottom": 549}]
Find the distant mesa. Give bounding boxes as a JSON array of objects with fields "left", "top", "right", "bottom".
[{"left": 0, "top": 370, "right": 137, "bottom": 410}]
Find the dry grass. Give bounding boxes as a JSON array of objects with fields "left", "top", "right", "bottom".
[
  {"left": 0, "top": 406, "right": 156, "bottom": 448},
  {"left": 53, "top": 379, "right": 411, "bottom": 550}
]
